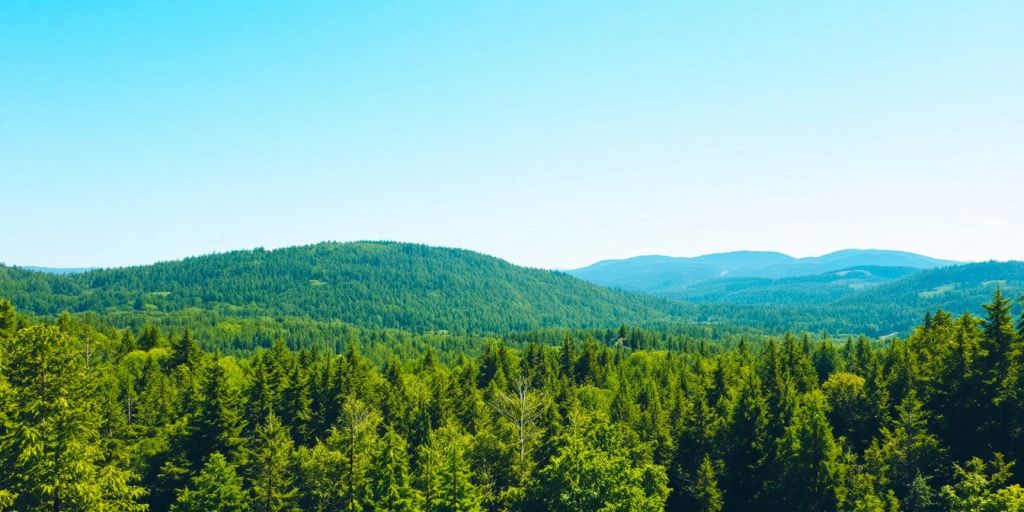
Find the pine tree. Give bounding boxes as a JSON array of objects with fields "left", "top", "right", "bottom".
[
  {"left": 371, "top": 428, "right": 420, "bottom": 511},
  {"left": 280, "top": 363, "right": 313, "bottom": 445},
  {"left": 331, "top": 398, "right": 381, "bottom": 511},
  {"left": 168, "top": 329, "right": 202, "bottom": 370},
  {"left": 694, "top": 454, "right": 724, "bottom": 512},
  {"left": 864, "top": 390, "right": 943, "bottom": 505},
  {"left": 940, "top": 454, "right": 1024, "bottom": 512},
  {"left": 183, "top": 355, "right": 246, "bottom": 468},
  {"left": 768, "top": 390, "right": 841, "bottom": 511},
  {"left": 421, "top": 423, "right": 481, "bottom": 512},
  {"left": 0, "top": 299, "right": 17, "bottom": 340},
  {"left": 138, "top": 323, "right": 161, "bottom": 351},
  {"left": 981, "top": 288, "right": 1016, "bottom": 379},
  {"left": 170, "top": 452, "right": 247, "bottom": 512},
  {"left": 250, "top": 413, "right": 298, "bottom": 512},
  {"left": 0, "top": 325, "right": 146, "bottom": 512},
  {"left": 720, "top": 369, "right": 768, "bottom": 511}
]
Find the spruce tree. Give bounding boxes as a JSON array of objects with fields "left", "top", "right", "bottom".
[
  {"left": 169, "top": 329, "right": 201, "bottom": 371},
  {"left": 421, "top": 423, "right": 481, "bottom": 512},
  {"left": 0, "top": 325, "right": 146, "bottom": 511},
  {"left": 695, "top": 454, "right": 724, "bottom": 512},
  {"left": 250, "top": 413, "right": 298, "bottom": 512},
  {"left": 371, "top": 428, "right": 420, "bottom": 511},
  {"left": 170, "top": 452, "right": 247, "bottom": 512},
  {"left": 331, "top": 398, "right": 381, "bottom": 511},
  {"left": 768, "top": 390, "right": 841, "bottom": 511},
  {"left": 183, "top": 355, "right": 246, "bottom": 468}
]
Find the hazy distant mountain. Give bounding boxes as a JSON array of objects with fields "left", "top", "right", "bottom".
[
  {"left": 674, "top": 260, "right": 1024, "bottom": 337},
  {"left": 568, "top": 249, "right": 959, "bottom": 294}
]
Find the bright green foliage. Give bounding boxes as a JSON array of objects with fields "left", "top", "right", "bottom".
[
  {"left": 0, "top": 325, "right": 146, "bottom": 511},
  {"left": 538, "top": 412, "right": 669, "bottom": 512},
  {"left": 0, "top": 299, "right": 16, "bottom": 339},
  {"left": 0, "top": 290, "right": 1023, "bottom": 511},
  {"left": 940, "top": 455, "right": 1024, "bottom": 512},
  {"left": 370, "top": 428, "right": 420, "bottom": 511},
  {"left": 768, "top": 390, "right": 842, "bottom": 511},
  {"left": 171, "top": 453, "right": 247, "bottom": 512},
  {"left": 331, "top": 398, "right": 382, "bottom": 511},
  {"left": 420, "top": 423, "right": 481, "bottom": 512},
  {"left": 294, "top": 441, "right": 345, "bottom": 511},
  {"left": 694, "top": 454, "right": 724, "bottom": 512},
  {"left": 249, "top": 413, "right": 298, "bottom": 512}
]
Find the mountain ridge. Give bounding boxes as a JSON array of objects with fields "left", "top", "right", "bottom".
[{"left": 569, "top": 249, "right": 960, "bottom": 293}]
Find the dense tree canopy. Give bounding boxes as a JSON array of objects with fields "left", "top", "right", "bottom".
[{"left": 1, "top": 289, "right": 1024, "bottom": 510}]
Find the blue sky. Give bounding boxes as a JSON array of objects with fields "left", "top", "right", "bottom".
[{"left": 2, "top": 1, "right": 1022, "bottom": 269}]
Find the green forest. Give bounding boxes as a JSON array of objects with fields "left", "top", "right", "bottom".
[{"left": 3, "top": 286, "right": 1024, "bottom": 511}]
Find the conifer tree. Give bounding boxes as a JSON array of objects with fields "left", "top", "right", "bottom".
[
  {"left": 371, "top": 428, "right": 420, "bottom": 511},
  {"left": 864, "top": 390, "right": 943, "bottom": 505},
  {"left": 250, "top": 413, "right": 298, "bottom": 512},
  {"left": 720, "top": 370, "right": 768, "bottom": 510},
  {"left": 421, "top": 423, "right": 481, "bottom": 512},
  {"left": 0, "top": 299, "right": 17, "bottom": 340},
  {"left": 183, "top": 355, "right": 246, "bottom": 468},
  {"left": 331, "top": 398, "right": 381, "bottom": 511},
  {"left": 280, "top": 363, "right": 313, "bottom": 445},
  {"left": 0, "top": 325, "right": 146, "bottom": 511},
  {"left": 169, "top": 329, "right": 201, "bottom": 370},
  {"left": 768, "top": 390, "right": 841, "bottom": 511},
  {"left": 694, "top": 454, "right": 724, "bottom": 512},
  {"left": 138, "top": 323, "right": 161, "bottom": 351},
  {"left": 170, "top": 452, "right": 247, "bottom": 512}
]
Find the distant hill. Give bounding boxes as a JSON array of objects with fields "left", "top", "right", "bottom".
[
  {"left": 685, "top": 261, "right": 1024, "bottom": 337},
  {"left": 833, "top": 261, "right": 1024, "bottom": 314},
  {"left": 671, "top": 266, "right": 922, "bottom": 305},
  {"left": 20, "top": 266, "right": 94, "bottom": 274},
  {"left": 0, "top": 241, "right": 691, "bottom": 333},
  {"left": 568, "top": 249, "right": 958, "bottom": 293}
]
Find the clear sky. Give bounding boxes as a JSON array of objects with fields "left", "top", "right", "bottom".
[{"left": 2, "top": 1, "right": 1022, "bottom": 269}]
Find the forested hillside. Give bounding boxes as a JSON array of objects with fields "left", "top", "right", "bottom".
[
  {"left": 3, "top": 291, "right": 1024, "bottom": 511},
  {"left": 569, "top": 249, "right": 956, "bottom": 293},
  {"left": 0, "top": 242, "right": 692, "bottom": 333}
]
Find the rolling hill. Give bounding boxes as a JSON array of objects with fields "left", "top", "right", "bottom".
[
  {"left": 0, "top": 241, "right": 693, "bottom": 333},
  {"left": 670, "top": 266, "right": 922, "bottom": 305},
  {"left": 568, "top": 249, "right": 958, "bottom": 294}
]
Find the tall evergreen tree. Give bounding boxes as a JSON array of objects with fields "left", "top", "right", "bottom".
[
  {"left": 767, "top": 390, "right": 841, "bottom": 511},
  {"left": 0, "top": 325, "right": 146, "bottom": 512},
  {"left": 170, "top": 453, "right": 247, "bottom": 512},
  {"left": 249, "top": 413, "right": 298, "bottom": 512},
  {"left": 331, "top": 398, "right": 381, "bottom": 511},
  {"left": 694, "top": 454, "right": 725, "bottom": 512},
  {"left": 420, "top": 423, "right": 481, "bottom": 512},
  {"left": 370, "top": 428, "right": 420, "bottom": 511}
]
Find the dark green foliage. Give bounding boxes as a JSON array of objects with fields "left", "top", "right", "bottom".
[
  {"left": 0, "top": 242, "right": 690, "bottom": 334},
  {"left": 0, "top": 290, "right": 1023, "bottom": 511}
]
